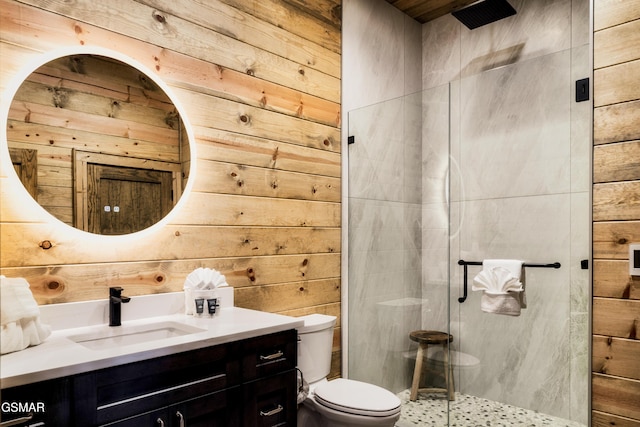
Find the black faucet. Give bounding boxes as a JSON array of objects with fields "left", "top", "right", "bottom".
[{"left": 109, "top": 287, "right": 131, "bottom": 326}]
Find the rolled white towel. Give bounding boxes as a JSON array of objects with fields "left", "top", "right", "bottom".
[
  {"left": 1, "top": 276, "right": 40, "bottom": 325},
  {"left": 1, "top": 276, "right": 51, "bottom": 354},
  {"left": 1, "top": 318, "right": 51, "bottom": 354}
]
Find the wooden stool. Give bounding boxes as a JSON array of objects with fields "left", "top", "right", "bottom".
[{"left": 409, "top": 330, "right": 455, "bottom": 401}]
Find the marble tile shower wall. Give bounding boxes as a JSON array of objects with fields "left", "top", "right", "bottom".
[{"left": 420, "top": 0, "right": 590, "bottom": 423}]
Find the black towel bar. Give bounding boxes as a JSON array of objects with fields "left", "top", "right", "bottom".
[{"left": 457, "top": 259, "right": 561, "bottom": 303}]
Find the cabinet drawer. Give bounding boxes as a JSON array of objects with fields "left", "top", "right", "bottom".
[
  {"left": 241, "top": 330, "right": 297, "bottom": 382},
  {"left": 0, "top": 377, "right": 71, "bottom": 426},
  {"left": 242, "top": 370, "right": 297, "bottom": 427},
  {"left": 173, "top": 386, "right": 242, "bottom": 427},
  {"left": 101, "top": 387, "right": 242, "bottom": 427},
  {"left": 75, "top": 344, "right": 240, "bottom": 425}
]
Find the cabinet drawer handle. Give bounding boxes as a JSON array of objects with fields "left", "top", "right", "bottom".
[
  {"left": 259, "top": 404, "right": 284, "bottom": 417},
  {"left": 0, "top": 413, "right": 34, "bottom": 427},
  {"left": 156, "top": 418, "right": 165, "bottom": 427},
  {"left": 176, "top": 411, "right": 185, "bottom": 427},
  {"left": 259, "top": 350, "right": 284, "bottom": 361}
]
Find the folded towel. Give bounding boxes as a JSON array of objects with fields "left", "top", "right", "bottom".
[
  {"left": 1, "top": 276, "right": 51, "bottom": 354},
  {"left": 485, "top": 259, "right": 527, "bottom": 309},
  {"left": 472, "top": 266, "right": 523, "bottom": 294},
  {"left": 184, "top": 267, "right": 228, "bottom": 290},
  {"left": 483, "top": 259, "right": 523, "bottom": 282},
  {"left": 472, "top": 260, "right": 524, "bottom": 316},
  {"left": 480, "top": 292, "right": 522, "bottom": 316}
]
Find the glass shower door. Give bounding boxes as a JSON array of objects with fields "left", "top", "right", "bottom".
[
  {"left": 347, "top": 84, "right": 453, "bottom": 425},
  {"left": 447, "top": 47, "right": 590, "bottom": 425},
  {"left": 347, "top": 92, "right": 424, "bottom": 395}
]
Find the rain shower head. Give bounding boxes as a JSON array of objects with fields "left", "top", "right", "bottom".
[{"left": 452, "top": 0, "right": 516, "bottom": 30}]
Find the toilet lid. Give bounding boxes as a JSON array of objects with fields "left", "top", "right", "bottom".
[{"left": 313, "top": 378, "right": 401, "bottom": 417}]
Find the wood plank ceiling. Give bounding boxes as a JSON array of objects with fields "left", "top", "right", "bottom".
[{"left": 385, "top": 0, "right": 479, "bottom": 24}]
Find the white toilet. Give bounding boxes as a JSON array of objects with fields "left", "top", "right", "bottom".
[{"left": 296, "top": 314, "right": 401, "bottom": 427}]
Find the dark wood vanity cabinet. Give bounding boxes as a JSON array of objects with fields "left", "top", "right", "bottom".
[{"left": 0, "top": 329, "right": 297, "bottom": 427}]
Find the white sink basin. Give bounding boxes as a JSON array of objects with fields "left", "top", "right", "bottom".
[{"left": 69, "top": 321, "right": 206, "bottom": 350}]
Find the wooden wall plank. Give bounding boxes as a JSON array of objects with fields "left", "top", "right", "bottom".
[
  {"left": 594, "top": 141, "right": 640, "bottom": 183},
  {"left": 593, "top": 373, "right": 640, "bottom": 420},
  {"left": 594, "top": 100, "right": 640, "bottom": 145},
  {"left": 284, "top": 0, "right": 342, "bottom": 30},
  {"left": 592, "top": 410, "right": 640, "bottom": 427},
  {"left": 594, "top": 60, "right": 640, "bottom": 107},
  {"left": 594, "top": 19, "right": 640, "bottom": 69},
  {"left": 594, "top": 260, "right": 640, "bottom": 300},
  {"left": 593, "top": 298, "right": 640, "bottom": 339},
  {"left": 593, "top": 221, "right": 640, "bottom": 259},
  {"left": 218, "top": 0, "right": 341, "bottom": 52},
  {"left": 175, "top": 88, "right": 340, "bottom": 153},
  {"left": 593, "top": 181, "right": 640, "bottom": 221},
  {"left": 193, "top": 160, "right": 340, "bottom": 202},
  {"left": 234, "top": 278, "right": 340, "bottom": 312},
  {"left": 195, "top": 127, "right": 341, "bottom": 178},
  {"left": 594, "top": 0, "right": 640, "bottom": 31},
  {"left": 593, "top": 335, "right": 640, "bottom": 380},
  {"left": 175, "top": 193, "right": 340, "bottom": 227},
  {"left": 8, "top": 121, "right": 180, "bottom": 163}
]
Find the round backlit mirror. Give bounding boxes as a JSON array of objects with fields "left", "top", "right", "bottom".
[{"left": 4, "top": 49, "right": 194, "bottom": 235}]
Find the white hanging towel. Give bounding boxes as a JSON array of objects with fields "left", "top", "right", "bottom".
[
  {"left": 1, "top": 276, "right": 51, "bottom": 354},
  {"left": 472, "top": 259, "right": 524, "bottom": 316}
]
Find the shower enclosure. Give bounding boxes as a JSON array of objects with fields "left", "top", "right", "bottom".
[{"left": 347, "top": 43, "right": 590, "bottom": 426}]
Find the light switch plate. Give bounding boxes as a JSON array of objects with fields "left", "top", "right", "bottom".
[{"left": 630, "top": 243, "right": 640, "bottom": 276}]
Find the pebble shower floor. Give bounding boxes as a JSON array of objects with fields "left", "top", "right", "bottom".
[{"left": 394, "top": 390, "right": 586, "bottom": 427}]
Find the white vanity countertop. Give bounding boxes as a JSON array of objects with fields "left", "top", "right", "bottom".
[{"left": 0, "top": 290, "right": 304, "bottom": 389}]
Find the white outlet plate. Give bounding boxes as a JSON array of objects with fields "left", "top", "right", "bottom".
[{"left": 630, "top": 243, "right": 640, "bottom": 276}]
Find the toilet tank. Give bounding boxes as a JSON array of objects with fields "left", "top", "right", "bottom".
[{"left": 297, "top": 314, "right": 336, "bottom": 384}]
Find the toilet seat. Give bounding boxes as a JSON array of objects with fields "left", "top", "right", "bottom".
[{"left": 313, "top": 378, "right": 401, "bottom": 417}]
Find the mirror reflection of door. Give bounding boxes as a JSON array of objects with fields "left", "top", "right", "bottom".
[
  {"left": 9, "top": 147, "right": 38, "bottom": 200},
  {"left": 87, "top": 164, "right": 173, "bottom": 235},
  {"left": 74, "top": 151, "right": 181, "bottom": 235}
]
